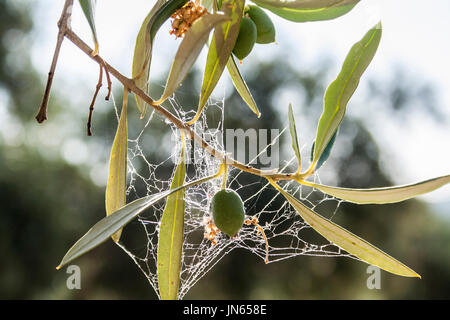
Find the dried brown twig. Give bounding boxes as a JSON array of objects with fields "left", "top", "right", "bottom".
[{"left": 35, "top": 0, "right": 74, "bottom": 123}]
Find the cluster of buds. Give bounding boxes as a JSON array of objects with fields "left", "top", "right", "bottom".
[
  {"left": 170, "top": 1, "right": 208, "bottom": 38},
  {"left": 244, "top": 216, "right": 259, "bottom": 226},
  {"left": 203, "top": 216, "right": 220, "bottom": 245}
]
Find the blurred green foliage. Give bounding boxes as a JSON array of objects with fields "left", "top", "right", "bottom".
[{"left": 1, "top": 0, "right": 449, "bottom": 300}]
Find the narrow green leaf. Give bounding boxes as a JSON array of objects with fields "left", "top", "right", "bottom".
[
  {"left": 157, "top": 137, "right": 186, "bottom": 300},
  {"left": 190, "top": 0, "right": 245, "bottom": 124},
  {"left": 251, "top": 0, "right": 359, "bottom": 8},
  {"left": 226, "top": 55, "right": 261, "bottom": 117},
  {"left": 79, "top": 0, "right": 99, "bottom": 55},
  {"left": 132, "top": 0, "right": 166, "bottom": 115},
  {"left": 288, "top": 104, "right": 301, "bottom": 171},
  {"left": 105, "top": 90, "right": 128, "bottom": 243},
  {"left": 57, "top": 189, "right": 174, "bottom": 270},
  {"left": 308, "top": 174, "right": 450, "bottom": 205},
  {"left": 252, "top": 0, "right": 359, "bottom": 22},
  {"left": 57, "top": 170, "right": 223, "bottom": 270},
  {"left": 156, "top": 13, "right": 230, "bottom": 105},
  {"left": 132, "top": 0, "right": 188, "bottom": 116},
  {"left": 310, "top": 130, "right": 337, "bottom": 171},
  {"left": 272, "top": 181, "right": 420, "bottom": 278},
  {"left": 312, "top": 22, "right": 381, "bottom": 168}
]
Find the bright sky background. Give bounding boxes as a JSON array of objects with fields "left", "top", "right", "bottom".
[{"left": 30, "top": 0, "right": 450, "bottom": 204}]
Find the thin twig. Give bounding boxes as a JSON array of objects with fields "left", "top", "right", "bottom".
[
  {"left": 101, "top": 60, "right": 112, "bottom": 100},
  {"left": 35, "top": 0, "right": 74, "bottom": 123},
  {"left": 87, "top": 63, "right": 103, "bottom": 136}
]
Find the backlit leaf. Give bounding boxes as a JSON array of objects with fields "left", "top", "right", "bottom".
[
  {"left": 57, "top": 189, "right": 174, "bottom": 270},
  {"left": 156, "top": 13, "right": 229, "bottom": 105},
  {"left": 310, "top": 130, "right": 337, "bottom": 171},
  {"left": 272, "top": 181, "right": 420, "bottom": 278},
  {"left": 312, "top": 22, "right": 381, "bottom": 169},
  {"left": 189, "top": 0, "right": 245, "bottom": 124},
  {"left": 132, "top": 0, "right": 188, "bottom": 116},
  {"left": 288, "top": 104, "right": 301, "bottom": 171},
  {"left": 57, "top": 170, "right": 223, "bottom": 270},
  {"left": 252, "top": 0, "right": 359, "bottom": 22},
  {"left": 105, "top": 89, "right": 128, "bottom": 243},
  {"left": 226, "top": 55, "right": 261, "bottom": 117},
  {"left": 157, "top": 135, "right": 186, "bottom": 300},
  {"left": 79, "top": 0, "right": 99, "bottom": 55},
  {"left": 251, "top": 0, "right": 359, "bottom": 8},
  {"left": 307, "top": 174, "right": 450, "bottom": 204}
]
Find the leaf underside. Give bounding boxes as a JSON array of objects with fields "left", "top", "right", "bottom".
[
  {"left": 310, "top": 130, "right": 337, "bottom": 171},
  {"left": 105, "top": 90, "right": 128, "bottom": 243},
  {"left": 57, "top": 189, "right": 174, "bottom": 270},
  {"left": 132, "top": 0, "right": 188, "bottom": 116},
  {"left": 157, "top": 137, "right": 187, "bottom": 300},
  {"left": 227, "top": 55, "right": 261, "bottom": 117},
  {"left": 273, "top": 182, "right": 420, "bottom": 278},
  {"left": 309, "top": 174, "right": 450, "bottom": 204},
  {"left": 191, "top": 0, "right": 245, "bottom": 124},
  {"left": 312, "top": 22, "right": 382, "bottom": 167},
  {"left": 157, "top": 13, "right": 230, "bottom": 104},
  {"left": 288, "top": 103, "right": 301, "bottom": 171},
  {"left": 252, "top": 0, "right": 360, "bottom": 22},
  {"left": 79, "top": 0, "right": 99, "bottom": 54}
]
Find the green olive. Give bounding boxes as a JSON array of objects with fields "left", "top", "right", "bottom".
[
  {"left": 246, "top": 5, "right": 276, "bottom": 44},
  {"left": 211, "top": 189, "right": 245, "bottom": 237},
  {"left": 232, "top": 17, "right": 257, "bottom": 60}
]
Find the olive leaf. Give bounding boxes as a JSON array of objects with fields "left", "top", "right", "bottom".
[
  {"left": 310, "top": 131, "right": 337, "bottom": 171},
  {"left": 131, "top": 0, "right": 166, "bottom": 116},
  {"left": 57, "top": 189, "right": 174, "bottom": 270},
  {"left": 190, "top": 0, "right": 245, "bottom": 124},
  {"left": 132, "top": 0, "right": 188, "bottom": 116},
  {"left": 105, "top": 89, "right": 128, "bottom": 243},
  {"left": 252, "top": 0, "right": 360, "bottom": 22},
  {"left": 312, "top": 22, "right": 381, "bottom": 170},
  {"left": 57, "top": 170, "right": 224, "bottom": 270},
  {"left": 79, "top": 0, "right": 99, "bottom": 55},
  {"left": 272, "top": 181, "right": 420, "bottom": 278},
  {"left": 306, "top": 174, "right": 450, "bottom": 205},
  {"left": 253, "top": 0, "right": 359, "bottom": 8},
  {"left": 157, "top": 136, "right": 186, "bottom": 300},
  {"left": 155, "top": 13, "right": 230, "bottom": 105},
  {"left": 288, "top": 104, "right": 301, "bottom": 172},
  {"left": 226, "top": 55, "right": 261, "bottom": 117}
]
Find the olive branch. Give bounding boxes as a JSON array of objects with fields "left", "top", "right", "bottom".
[{"left": 37, "top": 0, "right": 450, "bottom": 300}]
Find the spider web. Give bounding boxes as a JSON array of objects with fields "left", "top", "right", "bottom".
[{"left": 113, "top": 92, "right": 353, "bottom": 300}]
